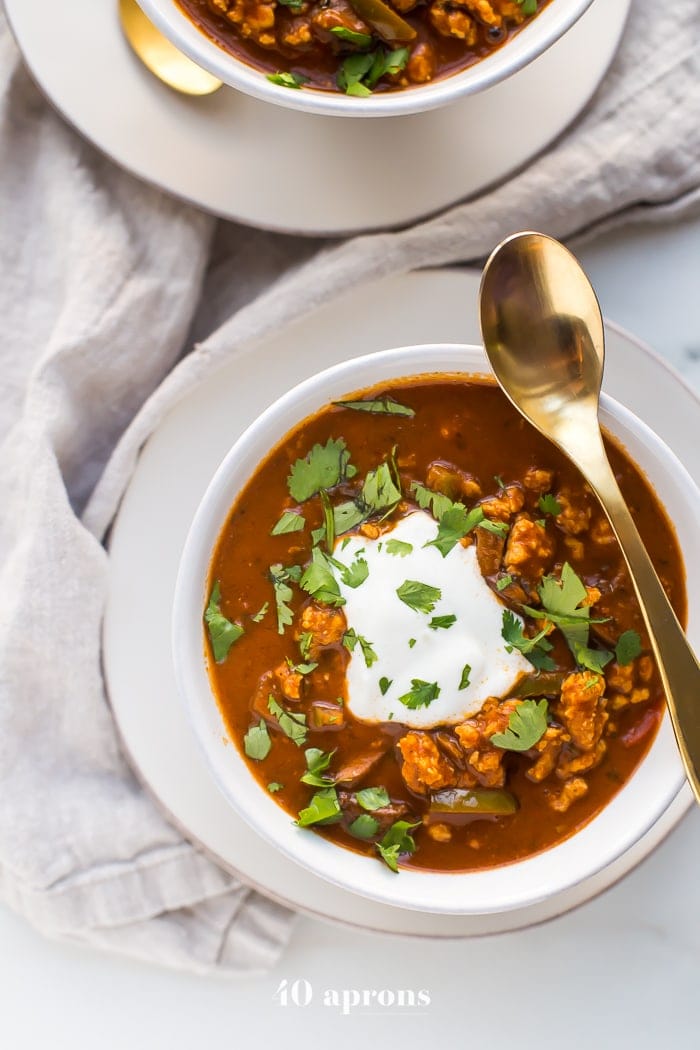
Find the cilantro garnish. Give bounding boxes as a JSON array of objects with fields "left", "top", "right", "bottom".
[
  {"left": 496, "top": 575, "right": 513, "bottom": 592},
  {"left": 357, "top": 786, "right": 390, "bottom": 811},
  {"left": 333, "top": 456, "right": 402, "bottom": 536},
  {"left": 616, "top": 629, "right": 642, "bottom": 665},
  {"left": 411, "top": 481, "right": 453, "bottom": 520},
  {"left": 243, "top": 721, "right": 271, "bottom": 761},
  {"left": 522, "top": 563, "right": 610, "bottom": 656},
  {"left": 386, "top": 539, "right": 413, "bottom": 557},
  {"left": 398, "top": 679, "right": 440, "bottom": 710},
  {"left": 267, "top": 695, "right": 308, "bottom": 747},
  {"left": 337, "top": 47, "right": 409, "bottom": 96},
  {"left": 425, "top": 504, "right": 485, "bottom": 557},
  {"left": 502, "top": 609, "right": 556, "bottom": 671},
  {"left": 491, "top": 699, "right": 548, "bottom": 752},
  {"left": 288, "top": 437, "right": 356, "bottom": 502},
  {"left": 204, "top": 581, "right": 244, "bottom": 662},
  {"left": 319, "top": 489, "right": 335, "bottom": 552},
  {"left": 378, "top": 676, "right": 392, "bottom": 696},
  {"left": 300, "top": 547, "right": 346, "bottom": 606},
  {"left": 376, "top": 820, "right": 420, "bottom": 872},
  {"left": 266, "top": 71, "right": 308, "bottom": 89},
  {"left": 516, "top": 0, "right": 538, "bottom": 15},
  {"left": 252, "top": 601, "right": 269, "bottom": 623},
  {"left": 296, "top": 787, "right": 342, "bottom": 828},
  {"left": 396, "top": 579, "right": 442, "bottom": 614},
  {"left": 269, "top": 563, "right": 301, "bottom": 634},
  {"left": 343, "top": 629, "right": 378, "bottom": 668},
  {"left": 298, "top": 632, "right": 313, "bottom": 660},
  {"left": 428, "top": 614, "right": 456, "bottom": 630},
  {"left": 348, "top": 814, "right": 380, "bottom": 839},
  {"left": 574, "top": 644, "right": 614, "bottom": 675},
  {"left": 458, "top": 664, "right": 471, "bottom": 690},
  {"left": 477, "top": 518, "right": 509, "bottom": 537},
  {"left": 330, "top": 26, "right": 373, "bottom": 47},
  {"left": 334, "top": 396, "right": 414, "bottom": 417},
  {"left": 538, "top": 493, "right": 562, "bottom": 516},
  {"left": 271, "top": 510, "right": 305, "bottom": 536},
  {"left": 267, "top": 782, "right": 283, "bottom": 793},
  {"left": 337, "top": 555, "right": 369, "bottom": 589},
  {"left": 408, "top": 638, "right": 416, "bottom": 648},
  {"left": 300, "top": 747, "right": 335, "bottom": 787}
]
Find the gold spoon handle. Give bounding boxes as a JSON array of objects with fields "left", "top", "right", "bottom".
[{"left": 573, "top": 427, "right": 700, "bottom": 801}]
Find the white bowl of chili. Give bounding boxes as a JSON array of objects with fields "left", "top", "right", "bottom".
[
  {"left": 173, "top": 343, "right": 699, "bottom": 915},
  {"left": 137, "top": 0, "right": 595, "bottom": 118}
]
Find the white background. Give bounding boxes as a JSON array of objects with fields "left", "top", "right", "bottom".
[{"left": 2, "top": 218, "right": 699, "bottom": 1047}]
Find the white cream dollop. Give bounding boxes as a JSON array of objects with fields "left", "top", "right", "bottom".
[{"left": 333, "top": 510, "right": 530, "bottom": 729}]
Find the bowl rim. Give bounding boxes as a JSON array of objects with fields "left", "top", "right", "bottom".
[
  {"left": 172, "top": 342, "right": 695, "bottom": 915},
  {"left": 136, "top": 0, "right": 596, "bottom": 118}
]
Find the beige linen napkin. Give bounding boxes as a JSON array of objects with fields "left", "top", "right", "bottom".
[{"left": 1, "top": 0, "right": 699, "bottom": 975}]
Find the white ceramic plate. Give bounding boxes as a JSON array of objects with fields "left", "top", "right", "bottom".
[
  {"left": 6, "top": 0, "right": 629, "bottom": 235},
  {"left": 103, "top": 267, "right": 698, "bottom": 936}
]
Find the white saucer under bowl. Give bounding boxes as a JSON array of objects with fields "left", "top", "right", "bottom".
[
  {"left": 103, "top": 267, "right": 698, "bottom": 936},
  {"left": 5, "top": 0, "right": 630, "bottom": 235}
]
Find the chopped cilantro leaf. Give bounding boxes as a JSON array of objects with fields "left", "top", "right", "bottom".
[
  {"left": 330, "top": 26, "right": 372, "bottom": 47},
  {"left": 343, "top": 629, "right": 378, "bottom": 668},
  {"left": 296, "top": 787, "right": 342, "bottom": 827},
  {"left": 478, "top": 518, "right": 509, "bottom": 537},
  {"left": 494, "top": 475, "right": 505, "bottom": 489},
  {"left": 288, "top": 437, "right": 355, "bottom": 502},
  {"left": 348, "top": 814, "right": 380, "bottom": 839},
  {"left": 334, "top": 396, "right": 414, "bottom": 417},
  {"left": 267, "top": 71, "right": 308, "bottom": 89},
  {"left": 378, "top": 676, "right": 392, "bottom": 696},
  {"left": 428, "top": 614, "right": 457, "bottom": 630},
  {"left": 243, "top": 721, "right": 271, "bottom": 761},
  {"left": 204, "top": 581, "right": 244, "bottom": 662},
  {"left": 376, "top": 820, "right": 420, "bottom": 872},
  {"left": 357, "top": 786, "right": 390, "bottom": 810},
  {"left": 408, "top": 638, "right": 416, "bottom": 648},
  {"left": 523, "top": 563, "right": 610, "bottom": 657},
  {"left": 319, "top": 489, "right": 335, "bottom": 552},
  {"left": 458, "top": 664, "right": 471, "bottom": 690},
  {"left": 300, "top": 547, "right": 345, "bottom": 606},
  {"left": 502, "top": 609, "right": 556, "bottom": 671},
  {"left": 269, "top": 563, "right": 300, "bottom": 634},
  {"left": 396, "top": 579, "right": 442, "bottom": 614},
  {"left": 333, "top": 457, "right": 402, "bottom": 536},
  {"left": 252, "top": 601, "right": 269, "bottom": 623},
  {"left": 496, "top": 575, "right": 513, "bottom": 592},
  {"left": 517, "top": 0, "right": 538, "bottom": 16},
  {"left": 491, "top": 699, "right": 548, "bottom": 752},
  {"left": 386, "top": 539, "right": 413, "bottom": 557},
  {"left": 271, "top": 510, "right": 305, "bottom": 535},
  {"left": 574, "top": 644, "right": 614, "bottom": 674},
  {"left": 410, "top": 481, "right": 453, "bottom": 521},
  {"left": 425, "top": 504, "right": 484, "bottom": 557},
  {"left": 538, "top": 493, "right": 562, "bottom": 516},
  {"left": 398, "top": 679, "right": 440, "bottom": 710},
  {"left": 267, "top": 695, "right": 307, "bottom": 747},
  {"left": 298, "top": 631, "right": 313, "bottom": 661},
  {"left": 616, "top": 629, "right": 642, "bottom": 665},
  {"left": 300, "top": 747, "right": 335, "bottom": 787},
  {"left": 267, "top": 781, "right": 283, "bottom": 793},
  {"left": 338, "top": 555, "right": 369, "bottom": 589}
]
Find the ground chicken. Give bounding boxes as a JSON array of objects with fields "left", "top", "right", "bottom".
[
  {"left": 504, "top": 513, "right": 555, "bottom": 580},
  {"left": 523, "top": 467, "right": 554, "bottom": 494},
  {"left": 526, "top": 726, "right": 566, "bottom": 783},
  {"left": 548, "top": 777, "right": 588, "bottom": 813},
  {"left": 281, "top": 18, "right": 313, "bottom": 49},
  {"left": 480, "top": 485, "right": 525, "bottom": 522},
  {"left": 398, "top": 732, "right": 458, "bottom": 794},
  {"left": 590, "top": 516, "right": 617, "bottom": 545},
  {"left": 209, "top": 0, "right": 277, "bottom": 45},
  {"left": 467, "top": 747, "right": 506, "bottom": 788},
  {"left": 275, "top": 661, "right": 303, "bottom": 700},
  {"left": 557, "top": 739, "right": 606, "bottom": 778},
  {"left": 426, "top": 823, "right": 453, "bottom": 843},
  {"left": 555, "top": 489, "right": 592, "bottom": 535},
  {"left": 429, "top": 3, "right": 478, "bottom": 42},
  {"left": 406, "top": 42, "right": 437, "bottom": 83},
  {"left": 298, "top": 603, "right": 346, "bottom": 657},
  {"left": 425, "top": 461, "right": 482, "bottom": 501},
  {"left": 556, "top": 671, "right": 607, "bottom": 751}
]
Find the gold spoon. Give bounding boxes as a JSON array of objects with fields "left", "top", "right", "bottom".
[
  {"left": 479, "top": 230, "right": 700, "bottom": 803},
  {"left": 118, "top": 0, "right": 223, "bottom": 96}
]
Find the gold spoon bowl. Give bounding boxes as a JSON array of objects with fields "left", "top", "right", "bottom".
[
  {"left": 479, "top": 231, "right": 700, "bottom": 803},
  {"left": 118, "top": 0, "right": 223, "bottom": 96}
]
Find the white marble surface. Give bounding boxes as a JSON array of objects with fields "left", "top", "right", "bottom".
[{"left": 2, "top": 215, "right": 700, "bottom": 1049}]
